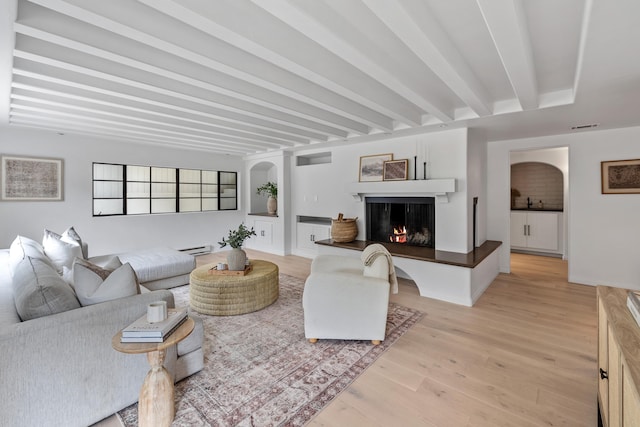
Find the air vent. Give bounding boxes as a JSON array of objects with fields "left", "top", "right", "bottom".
[{"left": 571, "top": 123, "right": 599, "bottom": 130}]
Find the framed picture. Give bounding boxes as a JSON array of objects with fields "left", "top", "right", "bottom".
[
  {"left": 383, "top": 159, "right": 408, "bottom": 181},
  {"left": 601, "top": 159, "right": 640, "bottom": 194},
  {"left": 359, "top": 153, "right": 393, "bottom": 182},
  {"left": 1, "top": 155, "right": 64, "bottom": 201}
]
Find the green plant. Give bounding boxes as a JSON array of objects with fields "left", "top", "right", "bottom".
[
  {"left": 218, "top": 223, "right": 257, "bottom": 249},
  {"left": 256, "top": 181, "right": 277, "bottom": 198}
]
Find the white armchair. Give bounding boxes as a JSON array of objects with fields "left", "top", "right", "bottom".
[{"left": 302, "top": 244, "right": 398, "bottom": 345}]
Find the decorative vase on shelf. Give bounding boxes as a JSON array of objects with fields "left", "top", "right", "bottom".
[
  {"left": 226, "top": 248, "right": 247, "bottom": 271},
  {"left": 267, "top": 196, "right": 277, "bottom": 215},
  {"left": 218, "top": 223, "right": 257, "bottom": 271},
  {"left": 256, "top": 181, "right": 278, "bottom": 215}
]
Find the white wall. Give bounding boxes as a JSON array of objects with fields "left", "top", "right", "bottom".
[
  {"left": 487, "top": 126, "right": 640, "bottom": 290},
  {"left": 290, "top": 128, "right": 472, "bottom": 253},
  {"left": 0, "top": 126, "right": 246, "bottom": 255}
]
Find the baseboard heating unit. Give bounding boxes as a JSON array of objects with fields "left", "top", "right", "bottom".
[{"left": 179, "top": 245, "right": 212, "bottom": 256}]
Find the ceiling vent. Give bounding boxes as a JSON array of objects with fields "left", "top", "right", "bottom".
[{"left": 571, "top": 123, "right": 599, "bottom": 130}]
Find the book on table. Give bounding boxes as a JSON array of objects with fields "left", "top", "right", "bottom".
[{"left": 120, "top": 307, "right": 188, "bottom": 342}]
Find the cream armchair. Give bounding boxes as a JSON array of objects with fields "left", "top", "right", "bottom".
[{"left": 302, "top": 244, "right": 398, "bottom": 345}]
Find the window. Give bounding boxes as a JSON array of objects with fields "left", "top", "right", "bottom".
[{"left": 92, "top": 163, "right": 237, "bottom": 216}]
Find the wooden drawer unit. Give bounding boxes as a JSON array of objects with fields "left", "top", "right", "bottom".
[{"left": 597, "top": 286, "right": 640, "bottom": 426}]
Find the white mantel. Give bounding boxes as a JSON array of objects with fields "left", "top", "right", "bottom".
[{"left": 346, "top": 179, "right": 456, "bottom": 203}]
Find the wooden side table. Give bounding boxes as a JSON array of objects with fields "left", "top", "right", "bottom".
[{"left": 112, "top": 317, "right": 195, "bottom": 427}]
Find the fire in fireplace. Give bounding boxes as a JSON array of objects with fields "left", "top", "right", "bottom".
[{"left": 366, "top": 197, "right": 435, "bottom": 247}]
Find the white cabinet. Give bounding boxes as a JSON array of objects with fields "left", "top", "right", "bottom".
[
  {"left": 252, "top": 219, "right": 273, "bottom": 248},
  {"left": 296, "top": 222, "right": 330, "bottom": 256},
  {"left": 510, "top": 211, "right": 561, "bottom": 252}
]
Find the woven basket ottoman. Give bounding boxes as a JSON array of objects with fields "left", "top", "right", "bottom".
[{"left": 189, "top": 260, "right": 279, "bottom": 315}]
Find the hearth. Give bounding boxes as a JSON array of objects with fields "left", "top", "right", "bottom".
[{"left": 365, "top": 197, "right": 435, "bottom": 248}]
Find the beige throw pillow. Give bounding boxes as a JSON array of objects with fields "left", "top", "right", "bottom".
[{"left": 73, "top": 257, "right": 140, "bottom": 306}]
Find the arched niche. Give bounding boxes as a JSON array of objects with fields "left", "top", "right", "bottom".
[
  {"left": 510, "top": 162, "right": 564, "bottom": 210},
  {"left": 249, "top": 161, "right": 278, "bottom": 214}
]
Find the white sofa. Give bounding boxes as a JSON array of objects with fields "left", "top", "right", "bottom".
[
  {"left": 0, "top": 233, "right": 204, "bottom": 427},
  {"left": 302, "top": 244, "right": 397, "bottom": 344}
]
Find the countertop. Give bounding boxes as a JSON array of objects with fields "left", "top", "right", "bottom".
[{"left": 511, "top": 208, "right": 563, "bottom": 212}]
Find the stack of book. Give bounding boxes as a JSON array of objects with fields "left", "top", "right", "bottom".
[
  {"left": 120, "top": 307, "right": 188, "bottom": 343},
  {"left": 627, "top": 291, "right": 640, "bottom": 327}
]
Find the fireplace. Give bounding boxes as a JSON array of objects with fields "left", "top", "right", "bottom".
[{"left": 365, "top": 197, "right": 435, "bottom": 248}]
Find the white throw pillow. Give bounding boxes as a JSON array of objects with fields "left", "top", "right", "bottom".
[
  {"left": 61, "top": 226, "right": 86, "bottom": 258},
  {"left": 12, "top": 256, "right": 81, "bottom": 321},
  {"left": 73, "top": 258, "right": 140, "bottom": 306},
  {"left": 42, "top": 229, "right": 84, "bottom": 274},
  {"left": 9, "top": 235, "right": 55, "bottom": 276}
]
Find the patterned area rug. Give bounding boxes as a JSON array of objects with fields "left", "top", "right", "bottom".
[{"left": 118, "top": 273, "right": 422, "bottom": 426}]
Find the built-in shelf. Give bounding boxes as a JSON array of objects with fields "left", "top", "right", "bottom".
[
  {"left": 346, "top": 179, "right": 456, "bottom": 203},
  {"left": 296, "top": 152, "right": 332, "bottom": 166},
  {"left": 297, "top": 215, "right": 332, "bottom": 225}
]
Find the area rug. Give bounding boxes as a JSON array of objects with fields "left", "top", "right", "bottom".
[{"left": 118, "top": 273, "right": 423, "bottom": 426}]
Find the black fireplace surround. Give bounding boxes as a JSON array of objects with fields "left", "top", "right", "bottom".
[{"left": 365, "top": 197, "right": 435, "bottom": 248}]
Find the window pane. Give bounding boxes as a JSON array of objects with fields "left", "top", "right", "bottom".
[
  {"left": 202, "top": 184, "right": 218, "bottom": 197},
  {"left": 152, "top": 199, "right": 176, "bottom": 213},
  {"left": 179, "top": 183, "right": 200, "bottom": 197},
  {"left": 220, "top": 172, "right": 236, "bottom": 185},
  {"left": 127, "top": 165, "right": 150, "bottom": 181},
  {"left": 127, "top": 199, "right": 150, "bottom": 214},
  {"left": 202, "top": 198, "right": 218, "bottom": 211},
  {"left": 127, "top": 182, "right": 150, "bottom": 198},
  {"left": 152, "top": 183, "right": 176, "bottom": 197},
  {"left": 152, "top": 167, "right": 176, "bottom": 182},
  {"left": 180, "top": 169, "right": 200, "bottom": 183},
  {"left": 179, "top": 198, "right": 200, "bottom": 212},
  {"left": 94, "top": 163, "right": 123, "bottom": 181},
  {"left": 202, "top": 171, "right": 218, "bottom": 184},
  {"left": 94, "top": 181, "right": 123, "bottom": 198},
  {"left": 93, "top": 199, "right": 123, "bottom": 215},
  {"left": 220, "top": 198, "right": 236, "bottom": 210}
]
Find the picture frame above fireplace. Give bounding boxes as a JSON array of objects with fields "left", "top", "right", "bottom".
[
  {"left": 601, "top": 158, "right": 640, "bottom": 194},
  {"left": 383, "top": 159, "right": 408, "bottom": 181},
  {"left": 359, "top": 153, "right": 393, "bottom": 182}
]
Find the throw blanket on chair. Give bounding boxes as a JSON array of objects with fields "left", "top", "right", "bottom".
[{"left": 361, "top": 243, "right": 399, "bottom": 294}]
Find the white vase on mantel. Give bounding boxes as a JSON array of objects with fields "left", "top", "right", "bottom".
[{"left": 267, "top": 196, "right": 277, "bottom": 215}]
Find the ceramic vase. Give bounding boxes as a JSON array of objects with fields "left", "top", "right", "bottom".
[
  {"left": 267, "top": 196, "right": 277, "bottom": 215},
  {"left": 227, "top": 248, "right": 247, "bottom": 271}
]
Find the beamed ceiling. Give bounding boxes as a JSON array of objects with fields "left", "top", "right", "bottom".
[{"left": 1, "top": 0, "right": 640, "bottom": 155}]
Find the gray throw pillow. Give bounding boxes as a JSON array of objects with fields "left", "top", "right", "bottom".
[
  {"left": 73, "top": 258, "right": 140, "bottom": 306},
  {"left": 9, "top": 235, "right": 56, "bottom": 276},
  {"left": 12, "top": 256, "right": 81, "bottom": 321}
]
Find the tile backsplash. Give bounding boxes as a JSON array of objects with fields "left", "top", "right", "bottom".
[{"left": 511, "top": 162, "right": 564, "bottom": 210}]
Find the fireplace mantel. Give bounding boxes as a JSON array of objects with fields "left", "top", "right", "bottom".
[{"left": 346, "top": 179, "right": 456, "bottom": 203}]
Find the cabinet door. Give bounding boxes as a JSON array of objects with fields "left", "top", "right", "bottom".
[
  {"left": 609, "top": 324, "right": 622, "bottom": 427},
  {"left": 510, "top": 212, "right": 528, "bottom": 247},
  {"left": 296, "top": 223, "right": 315, "bottom": 251},
  {"left": 313, "top": 225, "right": 330, "bottom": 242},
  {"left": 598, "top": 298, "right": 609, "bottom": 425},
  {"left": 526, "top": 213, "right": 558, "bottom": 251},
  {"left": 254, "top": 220, "right": 273, "bottom": 245}
]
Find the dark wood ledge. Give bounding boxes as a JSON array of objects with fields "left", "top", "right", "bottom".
[{"left": 314, "top": 239, "right": 502, "bottom": 269}]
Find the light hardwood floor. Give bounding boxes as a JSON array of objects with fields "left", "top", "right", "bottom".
[{"left": 97, "top": 250, "right": 598, "bottom": 426}]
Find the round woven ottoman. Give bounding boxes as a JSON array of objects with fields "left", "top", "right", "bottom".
[{"left": 189, "top": 260, "right": 279, "bottom": 315}]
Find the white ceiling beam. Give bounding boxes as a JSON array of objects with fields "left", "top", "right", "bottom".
[
  {"left": 11, "top": 89, "right": 296, "bottom": 149},
  {"left": 13, "top": 40, "right": 349, "bottom": 140},
  {"left": 252, "top": 0, "right": 453, "bottom": 123},
  {"left": 139, "top": 0, "right": 422, "bottom": 128},
  {"left": 27, "top": 0, "right": 393, "bottom": 133},
  {"left": 12, "top": 62, "right": 326, "bottom": 143},
  {"left": 13, "top": 22, "right": 363, "bottom": 137},
  {"left": 476, "top": 0, "right": 539, "bottom": 111},
  {"left": 363, "top": 0, "right": 492, "bottom": 119}
]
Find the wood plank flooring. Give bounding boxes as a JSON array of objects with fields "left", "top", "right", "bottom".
[{"left": 197, "top": 250, "right": 598, "bottom": 427}]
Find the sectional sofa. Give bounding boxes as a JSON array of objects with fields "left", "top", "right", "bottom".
[{"left": 0, "top": 229, "right": 204, "bottom": 427}]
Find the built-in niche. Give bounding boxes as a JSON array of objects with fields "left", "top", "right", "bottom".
[
  {"left": 510, "top": 162, "right": 564, "bottom": 210},
  {"left": 249, "top": 161, "right": 278, "bottom": 215}
]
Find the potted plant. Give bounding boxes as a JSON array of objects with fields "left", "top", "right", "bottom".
[
  {"left": 256, "top": 181, "right": 278, "bottom": 215},
  {"left": 218, "top": 223, "right": 256, "bottom": 270}
]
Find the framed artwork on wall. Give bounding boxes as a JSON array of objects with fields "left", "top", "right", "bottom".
[
  {"left": 383, "top": 159, "right": 408, "bottom": 181},
  {"left": 601, "top": 158, "right": 640, "bottom": 194},
  {"left": 1, "top": 155, "right": 64, "bottom": 201},
  {"left": 359, "top": 153, "right": 393, "bottom": 182}
]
